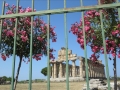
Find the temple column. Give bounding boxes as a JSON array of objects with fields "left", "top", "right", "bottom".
[
  {"left": 102, "top": 70, "right": 104, "bottom": 78},
  {"left": 72, "top": 60, "right": 76, "bottom": 77},
  {"left": 91, "top": 64, "right": 94, "bottom": 78},
  {"left": 56, "top": 64, "right": 58, "bottom": 78},
  {"left": 70, "top": 66, "right": 72, "bottom": 77},
  {"left": 96, "top": 67, "right": 98, "bottom": 78},
  {"left": 103, "top": 66, "right": 105, "bottom": 78},
  {"left": 77, "top": 67, "right": 78, "bottom": 76},
  {"left": 93, "top": 66, "right": 95, "bottom": 78},
  {"left": 91, "top": 65, "right": 93, "bottom": 78},
  {"left": 94, "top": 67, "right": 96, "bottom": 78},
  {"left": 98, "top": 67, "right": 100, "bottom": 78},
  {"left": 101, "top": 66, "right": 103, "bottom": 78},
  {"left": 100, "top": 66, "right": 102, "bottom": 78},
  {"left": 64, "top": 65, "right": 66, "bottom": 78},
  {"left": 90, "top": 63, "right": 92, "bottom": 78},
  {"left": 83, "top": 61, "right": 85, "bottom": 77},
  {"left": 98, "top": 67, "right": 99, "bottom": 78},
  {"left": 79, "top": 57, "right": 84, "bottom": 78},
  {"left": 88, "top": 63, "right": 90, "bottom": 78},
  {"left": 54, "top": 62, "right": 57, "bottom": 78},
  {"left": 76, "top": 67, "right": 77, "bottom": 76},
  {"left": 52, "top": 63, "right": 54, "bottom": 78},
  {"left": 69, "top": 65, "right": 71, "bottom": 77},
  {"left": 62, "top": 64, "right": 64, "bottom": 77},
  {"left": 59, "top": 62, "right": 63, "bottom": 78}
]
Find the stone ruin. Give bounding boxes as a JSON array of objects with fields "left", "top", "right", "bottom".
[
  {"left": 50, "top": 47, "right": 106, "bottom": 82},
  {"left": 82, "top": 79, "right": 120, "bottom": 90}
]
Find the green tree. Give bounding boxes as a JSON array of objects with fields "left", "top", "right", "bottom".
[
  {"left": 6, "top": 77, "right": 12, "bottom": 81},
  {"left": 0, "top": 3, "right": 56, "bottom": 90},
  {"left": 70, "top": 0, "right": 119, "bottom": 89},
  {"left": 2, "top": 76, "right": 7, "bottom": 80},
  {"left": 41, "top": 67, "right": 47, "bottom": 76}
]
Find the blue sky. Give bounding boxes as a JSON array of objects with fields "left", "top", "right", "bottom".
[{"left": 0, "top": 0, "right": 120, "bottom": 81}]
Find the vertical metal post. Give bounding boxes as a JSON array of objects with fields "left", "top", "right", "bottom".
[
  {"left": 116, "top": 0, "right": 120, "bottom": 20},
  {"left": 29, "top": 0, "right": 34, "bottom": 90},
  {"left": 11, "top": 0, "right": 19, "bottom": 90},
  {"left": 80, "top": 0, "right": 89, "bottom": 90},
  {"left": 47, "top": 0, "right": 50, "bottom": 90},
  {"left": 0, "top": 1, "right": 5, "bottom": 51},
  {"left": 98, "top": 0, "right": 111, "bottom": 90},
  {"left": 64, "top": 0, "right": 69, "bottom": 90}
]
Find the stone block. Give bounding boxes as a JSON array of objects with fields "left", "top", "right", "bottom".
[{"left": 98, "top": 86, "right": 108, "bottom": 90}]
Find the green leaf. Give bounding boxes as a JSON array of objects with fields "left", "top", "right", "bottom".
[{"left": 17, "top": 36, "right": 20, "bottom": 41}]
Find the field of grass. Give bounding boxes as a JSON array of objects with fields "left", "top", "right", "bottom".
[
  {"left": 0, "top": 80, "right": 120, "bottom": 90},
  {"left": 0, "top": 82, "right": 85, "bottom": 90}
]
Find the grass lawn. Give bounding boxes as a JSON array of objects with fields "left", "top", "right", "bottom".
[
  {"left": 0, "top": 80, "right": 120, "bottom": 90},
  {"left": 0, "top": 82, "right": 85, "bottom": 90}
]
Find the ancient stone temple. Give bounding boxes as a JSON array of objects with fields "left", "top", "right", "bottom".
[{"left": 50, "top": 47, "right": 106, "bottom": 82}]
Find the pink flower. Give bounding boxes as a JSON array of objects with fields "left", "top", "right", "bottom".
[
  {"left": 21, "top": 30, "right": 26, "bottom": 36},
  {"left": 95, "top": 12, "right": 100, "bottom": 16},
  {"left": 85, "top": 21, "right": 90, "bottom": 25},
  {"left": 112, "top": 53, "right": 116, "bottom": 57},
  {"left": 52, "top": 39, "right": 56, "bottom": 42},
  {"left": 3, "top": 22, "right": 7, "bottom": 26},
  {"left": 77, "top": 38, "right": 84, "bottom": 44},
  {"left": 25, "top": 7, "right": 32, "bottom": 12},
  {"left": 1, "top": 54, "right": 6, "bottom": 61},
  {"left": 117, "top": 24, "right": 120, "bottom": 28},
  {"left": 6, "top": 30, "right": 14, "bottom": 37},
  {"left": 90, "top": 54, "right": 97, "bottom": 61},
  {"left": 118, "top": 54, "right": 120, "bottom": 58},
  {"left": 19, "top": 9, "right": 24, "bottom": 13},
  {"left": 75, "top": 28, "right": 78, "bottom": 32},
  {"left": 6, "top": 10, "right": 12, "bottom": 14},
  {"left": 21, "top": 35, "right": 28, "bottom": 42},
  {"left": 92, "top": 35, "right": 96, "bottom": 40},
  {"left": 5, "top": 3, "right": 9, "bottom": 7},
  {"left": 19, "top": 6, "right": 22, "bottom": 9},
  {"left": 11, "top": 4, "right": 16, "bottom": 9},
  {"left": 36, "top": 54, "right": 42, "bottom": 57},
  {"left": 115, "top": 30, "right": 119, "bottom": 34},
  {"left": 85, "top": 26, "right": 91, "bottom": 32},
  {"left": 111, "top": 31, "right": 116, "bottom": 36},
  {"left": 37, "top": 36, "right": 43, "bottom": 41}
]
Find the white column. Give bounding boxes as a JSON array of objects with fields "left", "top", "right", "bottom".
[
  {"left": 70, "top": 66, "right": 72, "bottom": 77},
  {"left": 52, "top": 63, "right": 54, "bottom": 78},
  {"left": 72, "top": 60, "right": 76, "bottom": 77},
  {"left": 79, "top": 57, "right": 84, "bottom": 78},
  {"left": 54, "top": 63, "right": 57, "bottom": 78},
  {"left": 76, "top": 67, "right": 78, "bottom": 76},
  {"left": 91, "top": 65, "right": 93, "bottom": 78},
  {"left": 59, "top": 62, "right": 63, "bottom": 78},
  {"left": 103, "top": 66, "right": 105, "bottom": 78},
  {"left": 89, "top": 63, "right": 91, "bottom": 78}
]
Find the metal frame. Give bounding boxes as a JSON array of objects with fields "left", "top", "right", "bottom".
[{"left": 1, "top": 0, "right": 120, "bottom": 90}]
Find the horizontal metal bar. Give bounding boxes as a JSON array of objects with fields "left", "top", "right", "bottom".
[{"left": 0, "top": 3, "right": 120, "bottom": 18}]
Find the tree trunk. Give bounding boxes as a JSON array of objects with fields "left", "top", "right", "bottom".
[
  {"left": 14, "top": 56, "right": 22, "bottom": 90},
  {"left": 113, "top": 56, "right": 117, "bottom": 90}
]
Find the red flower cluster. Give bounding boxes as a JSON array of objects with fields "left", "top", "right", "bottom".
[
  {"left": 70, "top": 1, "right": 120, "bottom": 63},
  {"left": 1, "top": 3, "right": 57, "bottom": 62}
]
